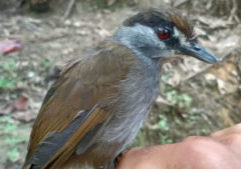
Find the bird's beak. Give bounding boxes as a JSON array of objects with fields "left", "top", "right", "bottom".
[{"left": 179, "top": 42, "right": 221, "bottom": 64}]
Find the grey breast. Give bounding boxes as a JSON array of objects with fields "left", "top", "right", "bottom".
[{"left": 97, "top": 53, "right": 161, "bottom": 156}]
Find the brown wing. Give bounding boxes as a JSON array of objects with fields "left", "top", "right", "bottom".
[
  {"left": 22, "top": 41, "right": 135, "bottom": 169},
  {"left": 29, "top": 106, "right": 109, "bottom": 169}
]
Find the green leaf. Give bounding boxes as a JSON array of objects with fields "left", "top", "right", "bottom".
[
  {"left": 41, "top": 58, "right": 51, "bottom": 68},
  {"left": 158, "top": 117, "right": 169, "bottom": 131},
  {"left": 4, "top": 59, "right": 15, "bottom": 70},
  {"left": 0, "top": 77, "right": 15, "bottom": 89},
  {"left": 8, "top": 147, "right": 20, "bottom": 162}
]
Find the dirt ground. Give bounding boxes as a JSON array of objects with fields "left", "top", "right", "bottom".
[{"left": 0, "top": 0, "right": 240, "bottom": 169}]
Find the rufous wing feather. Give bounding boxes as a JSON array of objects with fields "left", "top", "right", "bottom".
[{"left": 30, "top": 106, "right": 109, "bottom": 169}]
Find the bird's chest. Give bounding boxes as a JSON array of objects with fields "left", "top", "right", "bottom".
[{"left": 97, "top": 60, "right": 161, "bottom": 153}]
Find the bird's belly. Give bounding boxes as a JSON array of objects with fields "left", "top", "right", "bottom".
[
  {"left": 94, "top": 89, "right": 159, "bottom": 160},
  {"left": 101, "top": 104, "right": 151, "bottom": 144}
]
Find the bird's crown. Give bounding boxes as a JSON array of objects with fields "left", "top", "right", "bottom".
[{"left": 123, "top": 8, "right": 195, "bottom": 41}]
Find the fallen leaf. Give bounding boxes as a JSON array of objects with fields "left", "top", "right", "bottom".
[
  {"left": 0, "top": 40, "right": 22, "bottom": 54},
  {"left": 217, "top": 79, "right": 225, "bottom": 94},
  {"left": 13, "top": 96, "right": 28, "bottom": 111},
  {"left": 0, "top": 104, "right": 13, "bottom": 115},
  {"left": 205, "top": 73, "right": 216, "bottom": 81},
  {"left": 156, "top": 96, "right": 174, "bottom": 106},
  {"left": 12, "top": 111, "right": 37, "bottom": 122},
  {"left": 0, "top": 96, "right": 28, "bottom": 115}
]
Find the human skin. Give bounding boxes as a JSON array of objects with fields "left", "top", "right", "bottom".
[{"left": 117, "top": 124, "right": 241, "bottom": 169}]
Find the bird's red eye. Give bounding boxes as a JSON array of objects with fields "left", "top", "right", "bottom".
[{"left": 158, "top": 28, "right": 170, "bottom": 40}]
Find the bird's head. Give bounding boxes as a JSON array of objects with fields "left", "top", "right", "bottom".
[{"left": 114, "top": 8, "right": 220, "bottom": 63}]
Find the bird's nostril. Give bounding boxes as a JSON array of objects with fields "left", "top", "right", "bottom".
[
  {"left": 193, "top": 45, "right": 201, "bottom": 51},
  {"left": 190, "top": 42, "right": 201, "bottom": 51}
]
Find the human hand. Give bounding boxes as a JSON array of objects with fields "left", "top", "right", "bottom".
[{"left": 117, "top": 124, "right": 241, "bottom": 169}]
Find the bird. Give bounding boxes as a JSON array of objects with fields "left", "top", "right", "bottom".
[{"left": 21, "top": 8, "right": 220, "bottom": 169}]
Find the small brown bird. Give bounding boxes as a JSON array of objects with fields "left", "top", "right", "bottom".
[{"left": 21, "top": 8, "right": 220, "bottom": 169}]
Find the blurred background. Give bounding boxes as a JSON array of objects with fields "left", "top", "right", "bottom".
[{"left": 0, "top": 0, "right": 240, "bottom": 168}]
